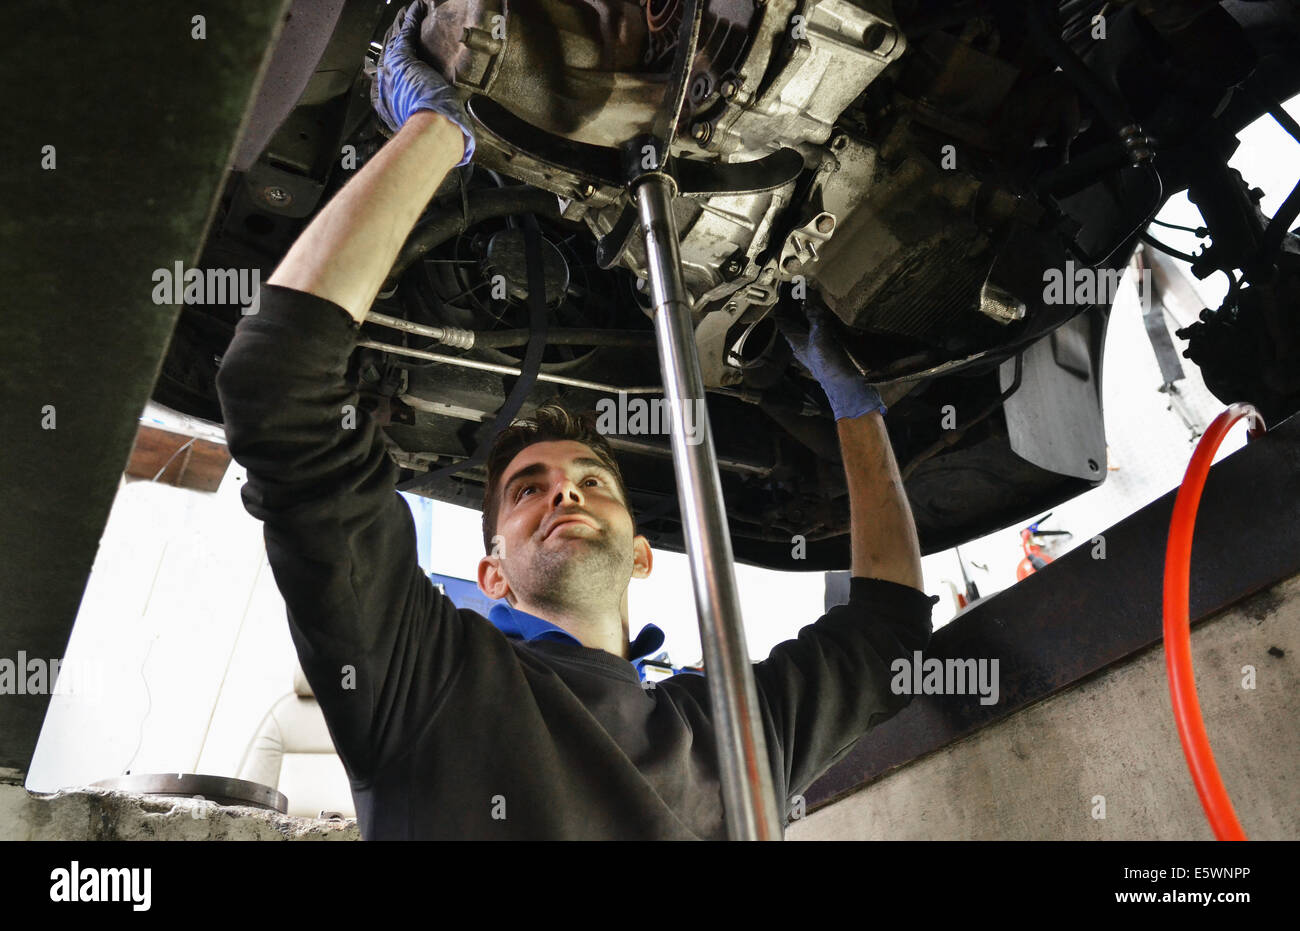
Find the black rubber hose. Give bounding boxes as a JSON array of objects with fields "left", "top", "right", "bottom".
[
  {"left": 1140, "top": 231, "right": 1200, "bottom": 264},
  {"left": 383, "top": 185, "right": 562, "bottom": 290},
  {"left": 1025, "top": 0, "right": 1134, "bottom": 135},
  {"left": 1034, "top": 138, "right": 1130, "bottom": 196}
]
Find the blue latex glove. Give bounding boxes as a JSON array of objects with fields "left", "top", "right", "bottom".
[
  {"left": 778, "top": 305, "right": 887, "bottom": 420},
  {"left": 370, "top": 1, "right": 476, "bottom": 166}
]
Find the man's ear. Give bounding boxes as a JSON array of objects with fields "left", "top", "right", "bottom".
[
  {"left": 631, "top": 534, "right": 653, "bottom": 580},
  {"left": 478, "top": 554, "right": 512, "bottom": 600}
]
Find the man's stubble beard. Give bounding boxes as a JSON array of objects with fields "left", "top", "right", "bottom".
[{"left": 517, "top": 523, "right": 632, "bottom": 616}]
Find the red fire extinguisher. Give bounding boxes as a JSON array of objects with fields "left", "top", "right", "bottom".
[{"left": 1016, "top": 513, "right": 1072, "bottom": 581}]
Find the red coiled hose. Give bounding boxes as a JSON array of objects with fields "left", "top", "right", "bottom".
[{"left": 1163, "top": 402, "right": 1266, "bottom": 841}]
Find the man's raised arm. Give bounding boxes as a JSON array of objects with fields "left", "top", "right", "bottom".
[
  {"left": 748, "top": 306, "right": 932, "bottom": 814},
  {"left": 837, "top": 411, "right": 923, "bottom": 589},
  {"left": 214, "top": 2, "right": 479, "bottom": 780}
]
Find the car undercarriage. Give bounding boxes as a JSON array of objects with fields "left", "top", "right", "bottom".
[{"left": 156, "top": 0, "right": 1300, "bottom": 569}]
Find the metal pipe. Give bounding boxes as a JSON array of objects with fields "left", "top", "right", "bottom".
[
  {"left": 361, "top": 333, "right": 815, "bottom": 411},
  {"left": 366, "top": 311, "right": 476, "bottom": 349},
  {"left": 634, "top": 172, "right": 783, "bottom": 841},
  {"left": 365, "top": 310, "right": 659, "bottom": 350},
  {"left": 356, "top": 338, "right": 663, "bottom": 394}
]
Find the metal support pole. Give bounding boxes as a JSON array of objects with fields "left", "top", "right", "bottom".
[{"left": 632, "top": 171, "right": 783, "bottom": 840}]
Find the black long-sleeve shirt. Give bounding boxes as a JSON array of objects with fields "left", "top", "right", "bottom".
[{"left": 215, "top": 284, "right": 935, "bottom": 840}]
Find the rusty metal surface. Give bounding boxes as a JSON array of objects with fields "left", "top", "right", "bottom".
[{"left": 805, "top": 411, "right": 1300, "bottom": 810}]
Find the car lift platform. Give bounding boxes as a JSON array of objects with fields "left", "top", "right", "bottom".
[{"left": 805, "top": 410, "right": 1300, "bottom": 817}]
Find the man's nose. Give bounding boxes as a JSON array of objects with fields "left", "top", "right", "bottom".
[{"left": 552, "top": 478, "right": 583, "bottom": 508}]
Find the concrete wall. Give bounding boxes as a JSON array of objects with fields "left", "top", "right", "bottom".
[
  {"left": 0, "top": 778, "right": 357, "bottom": 841},
  {"left": 789, "top": 572, "right": 1300, "bottom": 841}
]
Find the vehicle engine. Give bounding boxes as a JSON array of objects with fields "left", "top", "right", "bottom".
[{"left": 404, "top": 0, "right": 1047, "bottom": 387}]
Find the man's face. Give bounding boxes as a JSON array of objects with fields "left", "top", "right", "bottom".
[{"left": 477, "top": 440, "right": 651, "bottom": 612}]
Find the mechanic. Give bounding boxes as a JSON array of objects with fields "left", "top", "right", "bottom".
[{"left": 215, "top": 1, "right": 935, "bottom": 840}]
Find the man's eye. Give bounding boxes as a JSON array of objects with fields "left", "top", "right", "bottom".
[
  {"left": 517, "top": 485, "right": 537, "bottom": 500},
  {"left": 584, "top": 477, "right": 601, "bottom": 487}
]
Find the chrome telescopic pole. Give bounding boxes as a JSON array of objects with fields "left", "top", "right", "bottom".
[{"left": 633, "top": 171, "right": 783, "bottom": 841}]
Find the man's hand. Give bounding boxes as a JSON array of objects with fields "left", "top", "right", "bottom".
[
  {"left": 371, "top": 1, "right": 476, "bottom": 167},
  {"left": 778, "top": 304, "right": 885, "bottom": 421}
]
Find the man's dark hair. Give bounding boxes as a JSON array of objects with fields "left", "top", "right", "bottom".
[{"left": 481, "top": 404, "right": 633, "bottom": 553}]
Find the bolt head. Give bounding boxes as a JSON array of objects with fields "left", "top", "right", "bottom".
[
  {"left": 815, "top": 214, "right": 835, "bottom": 234},
  {"left": 689, "top": 73, "right": 713, "bottom": 102},
  {"left": 782, "top": 255, "right": 802, "bottom": 273},
  {"left": 721, "top": 79, "right": 739, "bottom": 99},
  {"left": 261, "top": 186, "right": 291, "bottom": 206},
  {"left": 691, "top": 121, "right": 711, "bottom": 142}
]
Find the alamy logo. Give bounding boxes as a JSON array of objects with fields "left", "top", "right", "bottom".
[
  {"left": 890, "top": 651, "right": 1000, "bottom": 706},
  {"left": 0, "top": 652, "right": 101, "bottom": 697},
  {"left": 49, "top": 861, "right": 151, "bottom": 911},
  {"left": 1042, "top": 260, "right": 1149, "bottom": 309},
  {"left": 595, "top": 391, "right": 706, "bottom": 446},
  {"left": 152, "top": 261, "right": 260, "bottom": 314}
]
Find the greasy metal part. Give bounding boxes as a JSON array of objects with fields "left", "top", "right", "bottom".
[
  {"left": 977, "top": 279, "right": 1028, "bottom": 325},
  {"left": 696, "top": 301, "right": 749, "bottom": 386},
  {"left": 366, "top": 310, "right": 476, "bottom": 349},
  {"left": 427, "top": 0, "right": 903, "bottom": 315},
  {"left": 711, "top": 0, "right": 906, "bottom": 153},
  {"left": 811, "top": 126, "right": 1022, "bottom": 337},
  {"left": 634, "top": 172, "right": 783, "bottom": 841},
  {"left": 778, "top": 211, "right": 837, "bottom": 275}
]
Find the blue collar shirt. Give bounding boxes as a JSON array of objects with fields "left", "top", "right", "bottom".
[{"left": 487, "top": 602, "right": 666, "bottom": 681}]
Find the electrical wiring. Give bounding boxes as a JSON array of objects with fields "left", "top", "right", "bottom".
[
  {"left": 1150, "top": 217, "right": 1205, "bottom": 235},
  {"left": 1139, "top": 231, "right": 1200, "bottom": 264}
]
